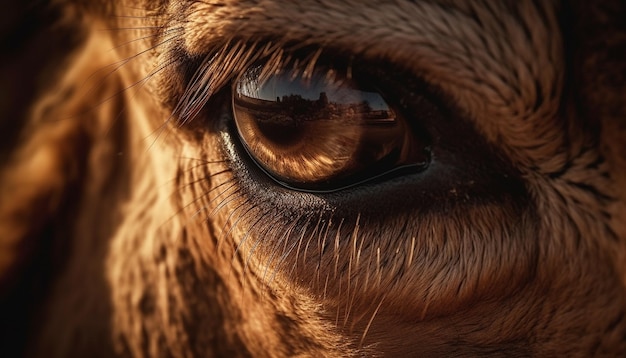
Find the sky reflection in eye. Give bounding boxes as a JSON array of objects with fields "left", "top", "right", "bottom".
[{"left": 236, "top": 67, "right": 390, "bottom": 111}]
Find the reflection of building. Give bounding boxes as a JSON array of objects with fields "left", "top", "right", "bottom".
[
  {"left": 234, "top": 91, "right": 394, "bottom": 123},
  {"left": 318, "top": 92, "right": 328, "bottom": 106}
]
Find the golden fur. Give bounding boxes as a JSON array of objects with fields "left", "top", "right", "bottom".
[{"left": 1, "top": 0, "right": 626, "bottom": 356}]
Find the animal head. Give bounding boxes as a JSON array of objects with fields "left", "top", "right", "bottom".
[{"left": 1, "top": 0, "right": 625, "bottom": 356}]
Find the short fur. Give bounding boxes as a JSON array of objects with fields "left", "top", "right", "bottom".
[{"left": 1, "top": 0, "right": 626, "bottom": 356}]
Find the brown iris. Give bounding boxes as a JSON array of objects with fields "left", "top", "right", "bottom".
[{"left": 232, "top": 66, "right": 429, "bottom": 191}]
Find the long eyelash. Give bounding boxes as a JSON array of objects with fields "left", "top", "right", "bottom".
[{"left": 174, "top": 40, "right": 330, "bottom": 126}]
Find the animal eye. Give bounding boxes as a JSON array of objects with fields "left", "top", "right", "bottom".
[{"left": 232, "top": 65, "right": 430, "bottom": 192}]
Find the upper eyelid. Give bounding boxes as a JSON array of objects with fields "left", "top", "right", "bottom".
[
  {"left": 174, "top": 41, "right": 352, "bottom": 125},
  {"left": 172, "top": 1, "right": 561, "bottom": 108},
  {"left": 166, "top": 2, "right": 562, "bottom": 169},
  {"left": 169, "top": 3, "right": 474, "bottom": 125}
]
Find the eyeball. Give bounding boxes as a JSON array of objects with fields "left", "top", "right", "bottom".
[{"left": 232, "top": 65, "right": 430, "bottom": 192}]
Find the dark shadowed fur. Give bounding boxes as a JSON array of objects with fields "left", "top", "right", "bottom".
[{"left": 1, "top": 0, "right": 626, "bottom": 356}]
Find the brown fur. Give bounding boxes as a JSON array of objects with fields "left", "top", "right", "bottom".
[{"left": 1, "top": 0, "right": 626, "bottom": 356}]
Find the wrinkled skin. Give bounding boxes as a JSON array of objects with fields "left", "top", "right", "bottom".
[{"left": 1, "top": 0, "right": 626, "bottom": 356}]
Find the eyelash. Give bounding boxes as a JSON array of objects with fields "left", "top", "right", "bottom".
[{"left": 173, "top": 41, "right": 350, "bottom": 126}]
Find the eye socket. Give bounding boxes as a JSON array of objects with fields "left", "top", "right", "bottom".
[{"left": 232, "top": 65, "right": 430, "bottom": 192}]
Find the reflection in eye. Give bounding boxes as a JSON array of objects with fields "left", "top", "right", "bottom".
[{"left": 232, "top": 66, "right": 430, "bottom": 191}]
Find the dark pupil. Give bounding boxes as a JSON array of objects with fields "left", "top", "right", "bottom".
[{"left": 256, "top": 117, "right": 302, "bottom": 148}]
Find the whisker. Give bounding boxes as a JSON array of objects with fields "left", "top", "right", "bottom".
[
  {"left": 293, "top": 212, "right": 324, "bottom": 276},
  {"left": 215, "top": 196, "right": 256, "bottom": 251},
  {"left": 333, "top": 223, "right": 342, "bottom": 280},
  {"left": 267, "top": 216, "right": 313, "bottom": 286},
  {"left": 109, "top": 14, "right": 170, "bottom": 20},
  {"left": 108, "top": 27, "right": 182, "bottom": 51},
  {"left": 188, "top": 180, "right": 239, "bottom": 219},
  {"left": 156, "top": 178, "right": 237, "bottom": 236},
  {"left": 343, "top": 217, "right": 361, "bottom": 327},
  {"left": 228, "top": 207, "right": 271, "bottom": 293},
  {"left": 261, "top": 214, "right": 303, "bottom": 282},
  {"left": 359, "top": 295, "right": 386, "bottom": 349},
  {"left": 176, "top": 177, "right": 235, "bottom": 215},
  {"left": 97, "top": 26, "right": 169, "bottom": 32},
  {"left": 345, "top": 273, "right": 361, "bottom": 330},
  {"left": 242, "top": 216, "right": 283, "bottom": 284},
  {"left": 207, "top": 185, "right": 243, "bottom": 217},
  {"left": 335, "top": 278, "right": 343, "bottom": 326},
  {"left": 406, "top": 236, "right": 416, "bottom": 269},
  {"left": 177, "top": 156, "right": 230, "bottom": 164},
  {"left": 303, "top": 214, "right": 329, "bottom": 269},
  {"left": 90, "top": 30, "right": 183, "bottom": 92},
  {"left": 176, "top": 168, "right": 232, "bottom": 191}
]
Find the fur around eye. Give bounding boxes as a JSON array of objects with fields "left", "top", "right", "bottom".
[{"left": 4, "top": 1, "right": 626, "bottom": 357}]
